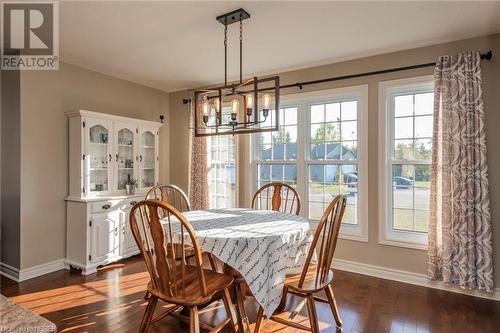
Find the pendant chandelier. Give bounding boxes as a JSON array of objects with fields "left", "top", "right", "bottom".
[{"left": 194, "top": 8, "right": 280, "bottom": 137}]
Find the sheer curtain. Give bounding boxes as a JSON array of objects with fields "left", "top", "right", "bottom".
[
  {"left": 188, "top": 95, "right": 209, "bottom": 210},
  {"left": 427, "top": 51, "right": 493, "bottom": 291}
]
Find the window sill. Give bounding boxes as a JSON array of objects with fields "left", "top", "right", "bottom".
[
  {"left": 339, "top": 232, "right": 368, "bottom": 243},
  {"left": 378, "top": 236, "right": 428, "bottom": 251}
]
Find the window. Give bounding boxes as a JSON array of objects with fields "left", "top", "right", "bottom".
[
  {"left": 253, "top": 86, "right": 368, "bottom": 241},
  {"left": 257, "top": 107, "right": 298, "bottom": 188},
  {"left": 308, "top": 100, "right": 360, "bottom": 227},
  {"left": 207, "top": 135, "right": 237, "bottom": 209},
  {"left": 379, "top": 76, "right": 434, "bottom": 249}
]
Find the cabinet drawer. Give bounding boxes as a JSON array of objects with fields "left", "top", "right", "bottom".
[
  {"left": 122, "top": 198, "right": 142, "bottom": 210},
  {"left": 90, "top": 200, "right": 120, "bottom": 214}
]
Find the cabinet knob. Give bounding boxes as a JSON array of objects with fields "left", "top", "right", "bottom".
[
  {"left": 102, "top": 203, "right": 111, "bottom": 210},
  {"left": 108, "top": 154, "right": 112, "bottom": 162},
  {"left": 115, "top": 154, "right": 119, "bottom": 162},
  {"left": 130, "top": 201, "right": 137, "bottom": 206},
  {"left": 139, "top": 155, "right": 143, "bottom": 162}
]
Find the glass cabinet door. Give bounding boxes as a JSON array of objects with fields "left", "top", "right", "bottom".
[
  {"left": 86, "top": 120, "right": 112, "bottom": 194},
  {"left": 139, "top": 129, "right": 157, "bottom": 189},
  {"left": 115, "top": 124, "right": 136, "bottom": 192}
]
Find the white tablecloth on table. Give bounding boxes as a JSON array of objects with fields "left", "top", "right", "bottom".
[{"left": 163, "top": 208, "right": 312, "bottom": 316}]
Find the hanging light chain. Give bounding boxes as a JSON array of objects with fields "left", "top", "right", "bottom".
[
  {"left": 224, "top": 23, "right": 228, "bottom": 87},
  {"left": 239, "top": 18, "right": 243, "bottom": 84}
]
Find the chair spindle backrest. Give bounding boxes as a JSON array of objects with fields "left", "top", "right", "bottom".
[
  {"left": 146, "top": 184, "right": 190, "bottom": 212},
  {"left": 252, "top": 182, "right": 301, "bottom": 215},
  {"left": 298, "top": 195, "right": 346, "bottom": 287},
  {"left": 129, "top": 200, "right": 207, "bottom": 298}
]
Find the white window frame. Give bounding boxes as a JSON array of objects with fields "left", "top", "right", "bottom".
[
  {"left": 207, "top": 135, "right": 238, "bottom": 209},
  {"left": 251, "top": 85, "right": 368, "bottom": 242},
  {"left": 378, "top": 76, "right": 434, "bottom": 250}
]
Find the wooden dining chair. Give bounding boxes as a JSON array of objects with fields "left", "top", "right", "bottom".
[
  {"left": 145, "top": 184, "right": 217, "bottom": 272},
  {"left": 252, "top": 182, "right": 301, "bottom": 215},
  {"left": 129, "top": 200, "right": 238, "bottom": 333},
  {"left": 253, "top": 195, "right": 347, "bottom": 333},
  {"left": 145, "top": 184, "right": 191, "bottom": 212}
]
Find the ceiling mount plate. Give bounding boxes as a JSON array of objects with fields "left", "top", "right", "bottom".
[{"left": 216, "top": 8, "right": 250, "bottom": 25}]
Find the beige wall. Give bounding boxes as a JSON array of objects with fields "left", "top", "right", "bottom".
[
  {"left": 1, "top": 70, "right": 21, "bottom": 269},
  {"left": 19, "top": 63, "right": 170, "bottom": 269},
  {"left": 169, "top": 34, "right": 500, "bottom": 284},
  {"left": 168, "top": 90, "right": 191, "bottom": 194}
]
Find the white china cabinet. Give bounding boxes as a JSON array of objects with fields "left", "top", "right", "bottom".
[{"left": 65, "top": 110, "right": 162, "bottom": 275}]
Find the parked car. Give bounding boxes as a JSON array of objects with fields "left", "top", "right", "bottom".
[
  {"left": 343, "top": 172, "right": 358, "bottom": 188},
  {"left": 342, "top": 172, "right": 358, "bottom": 196},
  {"left": 393, "top": 176, "right": 413, "bottom": 188}
]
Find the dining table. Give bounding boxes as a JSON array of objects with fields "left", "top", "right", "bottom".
[{"left": 163, "top": 207, "right": 313, "bottom": 319}]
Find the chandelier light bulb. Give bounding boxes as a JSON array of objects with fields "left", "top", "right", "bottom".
[
  {"left": 202, "top": 100, "right": 210, "bottom": 116},
  {"left": 246, "top": 95, "right": 253, "bottom": 108},
  {"left": 231, "top": 99, "right": 239, "bottom": 113},
  {"left": 246, "top": 95, "right": 253, "bottom": 117},
  {"left": 202, "top": 100, "right": 210, "bottom": 125},
  {"left": 213, "top": 98, "right": 220, "bottom": 112},
  {"left": 263, "top": 94, "right": 272, "bottom": 109},
  {"left": 231, "top": 99, "right": 239, "bottom": 122}
]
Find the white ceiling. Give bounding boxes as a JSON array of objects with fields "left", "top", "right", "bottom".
[{"left": 60, "top": 1, "right": 500, "bottom": 92}]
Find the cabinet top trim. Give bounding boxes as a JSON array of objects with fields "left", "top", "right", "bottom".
[
  {"left": 66, "top": 194, "right": 145, "bottom": 203},
  {"left": 65, "top": 110, "right": 163, "bottom": 128}
]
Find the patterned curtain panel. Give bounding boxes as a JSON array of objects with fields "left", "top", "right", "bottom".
[
  {"left": 188, "top": 95, "right": 209, "bottom": 210},
  {"left": 427, "top": 51, "right": 493, "bottom": 291}
]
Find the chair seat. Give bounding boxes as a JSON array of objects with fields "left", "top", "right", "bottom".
[
  {"left": 148, "top": 265, "right": 233, "bottom": 306},
  {"left": 284, "top": 265, "right": 334, "bottom": 293}
]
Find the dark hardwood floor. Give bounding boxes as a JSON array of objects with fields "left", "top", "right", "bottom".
[{"left": 1, "top": 256, "right": 499, "bottom": 333}]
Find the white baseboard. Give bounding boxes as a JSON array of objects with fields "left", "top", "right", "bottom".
[
  {"left": 1, "top": 259, "right": 65, "bottom": 282},
  {"left": 333, "top": 258, "right": 500, "bottom": 302}
]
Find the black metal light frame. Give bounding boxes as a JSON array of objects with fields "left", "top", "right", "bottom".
[
  {"left": 194, "top": 75, "right": 280, "bottom": 137},
  {"left": 194, "top": 8, "right": 281, "bottom": 137}
]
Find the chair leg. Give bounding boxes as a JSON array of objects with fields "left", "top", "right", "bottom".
[
  {"left": 276, "top": 286, "right": 288, "bottom": 312},
  {"left": 189, "top": 306, "right": 200, "bottom": 333},
  {"left": 254, "top": 306, "right": 265, "bottom": 333},
  {"left": 234, "top": 282, "right": 251, "bottom": 333},
  {"left": 221, "top": 288, "right": 238, "bottom": 333},
  {"left": 143, "top": 290, "right": 151, "bottom": 300},
  {"left": 326, "top": 284, "right": 343, "bottom": 329},
  {"left": 306, "top": 295, "right": 320, "bottom": 333},
  {"left": 139, "top": 296, "right": 158, "bottom": 333}
]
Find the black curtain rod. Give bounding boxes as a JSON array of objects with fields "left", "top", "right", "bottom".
[
  {"left": 281, "top": 50, "right": 492, "bottom": 90},
  {"left": 183, "top": 50, "right": 492, "bottom": 104}
]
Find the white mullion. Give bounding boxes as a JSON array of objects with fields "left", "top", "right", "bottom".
[
  {"left": 308, "top": 159, "right": 359, "bottom": 166},
  {"left": 301, "top": 100, "right": 310, "bottom": 220},
  {"left": 392, "top": 159, "right": 432, "bottom": 165},
  {"left": 256, "top": 160, "right": 296, "bottom": 165}
]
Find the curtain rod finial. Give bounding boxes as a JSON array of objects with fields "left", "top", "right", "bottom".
[{"left": 481, "top": 51, "right": 492, "bottom": 61}]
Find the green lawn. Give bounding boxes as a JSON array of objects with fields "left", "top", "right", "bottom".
[
  {"left": 393, "top": 209, "right": 428, "bottom": 232},
  {"left": 414, "top": 181, "right": 430, "bottom": 189}
]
